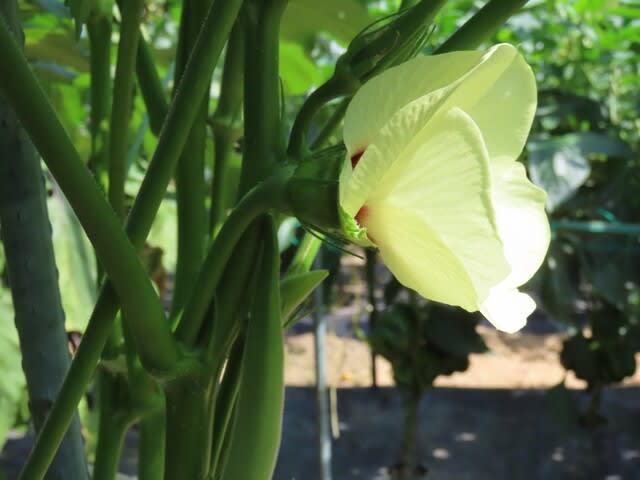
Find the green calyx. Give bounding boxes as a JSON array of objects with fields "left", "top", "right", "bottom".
[{"left": 285, "top": 145, "right": 373, "bottom": 248}]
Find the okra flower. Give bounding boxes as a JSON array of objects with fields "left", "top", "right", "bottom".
[{"left": 340, "top": 44, "right": 549, "bottom": 333}]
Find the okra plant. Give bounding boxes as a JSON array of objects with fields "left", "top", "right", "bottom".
[{"left": 0, "top": 0, "right": 547, "bottom": 478}]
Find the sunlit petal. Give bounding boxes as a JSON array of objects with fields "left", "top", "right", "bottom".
[
  {"left": 480, "top": 289, "right": 536, "bottom": 333},
  {"left": 490, "top": 160, "right": 550, "bottom": 289},
  {"left": 361, "top": 108, "right": 510, "bottom": 308}
]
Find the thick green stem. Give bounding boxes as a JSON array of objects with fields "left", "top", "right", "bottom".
[
  {"left": 239, "top": 0, "right": 289, "bottom": 196},
  {"left": 210, "top": 22, "right": 244, "bottom": 235},
  {"left": 0, "top": 6, "right": 88, "bottom": 480},
  {"left": 87, "top": 13, "right": 112, "bottom": 191},
  {"left": 435, "top": 0, "right": 529, "bottom": 53},
  {"left": 175, "top": 169, "right": 293, "bottom": 344},
  {"left": 0, "top": 93, "right": 89, "bottom": 480},
  {"left": 0, "top": 17, "right": 179, "bottom": 375},
  {"left": 109, "top": 0, "right": 145, "bottom": 217},
  {"left": 138, "top": 411, "right": 166, "bottom": 480},
  {"left": 12, "top": 0, "right": 244, "bottom": 474},
  {"left": 170, "top": 0, "right": 210, "bottom": 317},
  {"left": 164, "top": 378, "right": 215, "bottom": 480},
  {"left": 92, "top": 373, "right": 132, "bottom": 480}
]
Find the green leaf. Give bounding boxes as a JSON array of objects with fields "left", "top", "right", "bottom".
[
  {"left": 281, "top": 269, "right": 328, "bottom": 325},
  {"left": 279, "top": 41, "right": 321, "bottom": 95},
  {"left": 25, "top": 28, "right": 89, "bottom": 73},
  {"left": 281, "top": 0, "right": 371, "bottom": 43},
  {"left": 0, "top": 289, "right": 26, "bottom": 451},
  {"left": 560, "top": 334, "right": 599, "bottom": 385},
  {"left": 528, "top": 135, "right": 591, "bottom": 212},
  {"left": 48, "top": 187, "right": 96, "bottom": 331},
  {"left": 530, "top": 240, "right": 581, "bottom": 326},
  {"left": 528, "top": 132, "right": 634, "bottom": 212},
  {"left": 423, "top": 304, "right": 487, "bottom": 356},
  {"left": 147, "top": 197, "right": 178, "bottom": 273}
]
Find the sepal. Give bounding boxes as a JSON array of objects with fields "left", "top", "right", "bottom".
[{"left": 285, "top": 145, "right": 373, "bottom": 247}]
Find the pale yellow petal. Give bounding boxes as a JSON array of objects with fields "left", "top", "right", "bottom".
[
  {"left": 343, "top": 44, "right": 536, "bottom": 164},
  {"left": 490, "top": 160, "right": 550, "bottom": 289},
  {"left": 364, "top": 202, "right": 478, "bottom": 310},
  {"left": 440, "top": 44, "right": 537, "bottom": 163},
  {"left": 480, "top": 289, "right": 535, "bottom": 333},
  {"left": 341, "top": 91, "right": 446, "bottom": 216},
  {"left": 362, "top": 108, "right": 510, "bottom": 309},
  {"left": 343, "top": 50, "right": 484, "bottom": 153}
]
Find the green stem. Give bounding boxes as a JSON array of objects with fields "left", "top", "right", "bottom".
[
  {"left": 164, "top": 378, "right": 215, "bottom": 480},
  {"left": 0, "top": 16, "right": 179, "bottom": 374},
  {"left": 309, "top": 97, "right": 350, "bottom": 151},
  {"left": 136, "top": 37, "right": 169, "bottom": 136},
  {"left": 109, "top": 0, "right": 145, "bottom": 218},
  {"left": 400, "top": 398, "right": 419, "bottom": 480},
  {"left": 0, "top": 91, "right": 90, "bottom": 480},
  {"left": 209, "top": 338, "right": 244, "bottom": 475},
  {"left": 0, "top": 6, "right": 88, "bottom": 480},
  {"left": 20, "top": 287, "right": 116, "bottom": 480},
  {"left": 207, "top": 228, "right": 259, "bottom": 364},
  {"left": 138, "top": 411, "right": 166, "bottom": 480},
  {"left": 238, "top": 0, "right": 289, "bottom": 196},
  {"left": 87, "top": 13, "right": 112, "bottom": 191},
  {"left": 400, "top": 0, "right": 420, "bottom": 8},
  {"left": 170, "top": 0, "right": 210, "bottom": 317},
  {"left": 92, "top": 374, "right": 132, "bottom": 480},
  {"left": 175, "top": 168, "right": 293, "bottom": 344},
  {"left": 210, "top": 21, "right": 244, "bottom": 235},
  {"left": 287, "top": 233, "right": 322, "bottom": 276},
  {"left": 287, "top": 81, "right": 341, "bottom": 159},
  {"left": 435, "top": 0, "right": 529, "bottom": 53},
  {"left": 365, "top": 249, "right": 379, "bottom": 388},
  {"left": 13, "top": 0, "right": 244, "bottom": 473}
]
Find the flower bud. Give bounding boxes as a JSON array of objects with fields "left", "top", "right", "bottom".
[{"left": 328, "top": 0, "right": 447, "bottom": 95}]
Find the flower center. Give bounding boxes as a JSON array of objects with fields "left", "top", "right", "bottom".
[
  {"left": 355, "top": 205, "right": 369, "bottom": 226},
  {"left": 351, "top": 148, "right": 370, "bottom": 231},
  {"left": 350, "top": 150, "right": 364, "bottom": 169}
]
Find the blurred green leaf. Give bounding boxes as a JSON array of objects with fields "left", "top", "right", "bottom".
[
  {"left": 424, "top": 304, "right": 486, "bottom": 356},
  {"left": 48, "top": 187, "right": 96, "bottom": 331},
  {"left": 279, "top": 41, "right": 321, "bottom": 95},
  {"left": 281, "top": 0, "right": 370, "bottom": 43},
  {"left": 0, "top": 289, "right": 26, "bottom": 451},
  {"left": 147, "top": 197, "right": 177, "bottom": 274},
  {"left": 25, "top": 27, "right": 88, "bottom": 72},
  {"left": 528, "top": 135, "right": 592, "bottom": 212},
  {"left": 560, "top": 333, "right": 599, "bottom": 385}
]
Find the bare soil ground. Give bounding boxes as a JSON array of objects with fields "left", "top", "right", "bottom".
[
  {"left": 285, "top": 324, "right": 640, "bottom": 390},
  {"left": 285, "top": 252, "right": 640, "bottom": 390}
]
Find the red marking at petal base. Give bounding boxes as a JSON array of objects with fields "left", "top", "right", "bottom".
[
  {"left": 351, "top": 150, "right": 364, "bottom": 169},
  {"left": 355, "top": 206, "right": 369, "bottom": 226}
]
